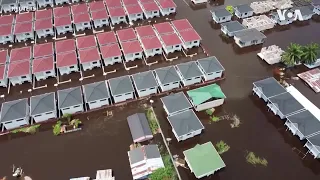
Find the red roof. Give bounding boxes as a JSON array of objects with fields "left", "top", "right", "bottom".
[
  {"left": 54, "top": 16, "right": 72, "bottom": 26},
  {"left": 100, "top": 43, "right": 122, "bottom": 58},
  {"left": 35, "top": 9, "right": 52, "bottom": 20},
  {"left": 125, "top": 5, "right": 143, "bottom": 15},
  {"left": 141, "top": 1, "right": 160, "bottom": 11},
  {"left": 108, "top": 7, "right": 126, "bottom": 17},
  {"left": 123, "top": 0, "right": 138, "bottom": 6},
  {"left": 178, "top": 29, "right": 201, "bottom": 42},
  {"left": 14, "top": 22, "right": 33, "bottom": 34},
  {"left": 117, "top": 28, "right": 137, "bottom": 42},
  {"left": 96, "top": 31, "right": 117, "bottom": 46},
  {"left": 76, "top": 35, "right": 96, "bottom": 49},
  {"left": 71, "top": 3, "right": 88, "bottom": 15},
  {"left": 157, "top": 0, "right": 176, "bottom": 9},
  {"left": 78, "top": 47, "right": 100, "bottom": 63},
  {"left": 0, "top": 65, "right": 6, "bottom": 80},
  {"left": 10, "top": 46, "right": 31, "bottom": 62},
  {"left": 8, "top": 60, "right": 30, "bottom": 78},
  {"left": 55, "top": 39, "right": 76, "bottom": 54},
  {"left": 32, "top": 56, "right": 54, "bottom": 73},
  {"left": 121, "top": 40, "right": 142, "bottom": 54},
  {"left": 33, "top": 42, "right": 54, "bottom": 58},
  {"left": 15, "top": 12, "right": 34, "bottom": 23},
  {"left": 139, "top": 0, "right": 154, "bottom": 3},
  {"left": 91, "top": 10, "right": 109, "bottom": 20},
  {"left": 89, "top": 1, "right": 106, "bottom": 11},
  {"left": 73, "top": 13, "right": 91, "bottom": 23},
  {"left": 172, "top": 19, "right": 193, "bottom": 31},
  {"left": 35, "top": 18, "right": 53, "bottom": 30},
  {"left": 53, "top": 6, "right": 71, "bottom": 17},
  {"left": 160, "top": 33, "right": 182, "bottom": 46},
  {"left": 56, "top": 51, "right": 78, "bottom": 67},
  {"left": 0, "top": 50, "right": 8, "bottom": 64},
  {"left": 153, "top": 22, "right": 174, "bottom": 35},
  {"left": 105, "top": 0, "right": 122, "bottom": 8},
  {"left": 0, "top": 15, "right": 15, "bottom": 25},
  {"left": 0, "top": 24, "right": 12, "bottom": 36},
  {"left": 140, "top": 36, "right": 162, "bottom": 50},
  {"left": 135, "top": 25, "right": 155, "bottom": 38}
]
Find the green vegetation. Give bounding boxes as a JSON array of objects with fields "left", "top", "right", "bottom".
[
  {"left": 11, "top": 124, "right": 40, "bottom": 134},
  {"left": 211, "top": 116, "right": 220, "bottom": 122},
  {"left": 53, "top": 121, "right": 62, "bottom": 136},
  {"left": 225, "top": 5, "right": 234, "bottom": 14},
  {"left": 62, "top": 113, "right": 72, "bottom": 122},
  {"left": 215, "top": 141, "right": 230, "bottom": 154},
  {"left": 70, "top": 119, "right": 82, "bottom": 128},
  {"left": 281, "top": 43, "right": 320, "bottom": 66},
  {"left": 146, "top": 108, "right": 159, "bottom": 134},
  {"left": 149, "top": 154, "right": 177, "bottom": 180},
  {"left": 205, "top": 109, "right": 213, "bottom": 115},
  {"left": 246, "top": 151, "right": 268, "bottom": 167}
]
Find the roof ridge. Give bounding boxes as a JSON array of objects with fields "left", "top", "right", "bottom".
[
  {"left": 3, "top": 100, "right": 26, "bottom": 122},
  {"left": 60, "top": 87, "right": 81, "bottom": 107},
  {"left": 32, "top": 94, "right": 52, "bottom": 114},
  {"left": 88, "top": 82, "right": 107, "bottom": 100}
]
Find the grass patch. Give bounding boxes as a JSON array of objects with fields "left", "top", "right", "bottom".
[
  {"left": 146, "top": 108, "right": 159, "bottom": 134},
  {"left": 215, "top": 140, "right": 230, "bottom": 154},
  {"left": 149, "top": 154, "right": 177, "bottom": 180},
  {"left": 205, "top": 109, "right": 213, "bottom": 116},
  {"left": 53, "top": 121, "right": 62, "bottom": 136},
  {"left": 11, "top": 124, "right": 41, "bottom": 134},
  {"left": 211, "top": 116, "right": 220, "bottom": 122},
  {"left": 246, "top": 152, "right": 268, "bottom": 167}
]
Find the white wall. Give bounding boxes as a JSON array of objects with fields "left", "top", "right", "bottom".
[
  {"left": 10, "top": 74, "right": 32, "bottom": 86},
  {"left": 2, "top": 118, "right": 29, "bottom": 130},
  {"left": 1, "top": 4, "right": 18, "bottom": 13},
  {"left": 203, "top": 71, "right": 223, "bottom": 81},
  {"left": 128, "top": 13, "right": 143, "bottom": 22},
  {"left": 61, "top": 104, "right": 83, "bottom": 116},
  {"left": 55, "top": 0, "right": 70, "bottom": 5},
  {"left": 144, "top": 48, "right": 162, "bottom": 58},
  {"left": 181, "top": 76, "right": 202, "bottom": 86},
  {"left": 58, "top": 65, "right": 79, "bottom": 76},
  {"left": 113, "top": 92, "right": 134, "bottom": 103},
  {"left": 37, "top": 0, "right": 54, "bottom": 8},
  {"left": 163, "top": 44, "right": 182, "bottom": 54},
  {"left": 212, "top": 13, "right": 232, "bottom": 23},
  {"left": 144, "top": 10, "right": 160, "bottom": 19},
  {"left": 175, "top": 129, "right": 202, "bottom": 141},
  {"left": 36, "top": 28, "right": 55, "bottom": 38},
  {"left": 56, "top": 25, "right": 73, "bottom": 35},
  {"left": 93, "top": 19, "right": 109, "bottom": 28},
  {"left": 137, "top": 87, "right": 157, "bottom": 97},
  {"left": 103, "top": 56, "right": 122, "bottom": 66},
  {"left": 0, "top": 78, "right": 8, "bottom": 87},
  {"left": 124, "top": 52, "right": 143, "bottom": 62},
  {"left": 195, "top": 99, "right": 225, "bottom": 112},
  {"left": 16, "top": 32, "right": 34, "bottom": 42},
  {"left": 110, "top": 16, "right": 127, "bottom": 25},
  {"left": 235, "top": 10, "right": 253, "bottom": 18},
  {"left": 82, "top": 60, "right": 101, "bottom": 71},
  {"left": 87, "top": 98, "right": 109, "bottom": 109},
  {"left": 192, "top": 0, "right": 207, "bottom": 4},
  {"left": 159, "top": 7, "right": 176, "bottom": 16},
  {"left": 234, "top": 36, "right": 264, "bottom": 48},
  {"left": 0, "top": 35, "right": 14, "bottom": 44},
  {"left": 182, "top": 40, "right": 200, "bottom": 50},
  {"left": 34, "top": 70, "right": 56, "bottom": 81},
  {"left": 75, "top": 22, "right": 92, "bottom": 32},
  {"left": 159, "top": 81, "right": 180, "bottom": 92},
  {"left": 32, "top": 111, "right": 57, "bottom": 123},
  {"left": 146, "top": 158, "right": 164, "bottom": 170}
]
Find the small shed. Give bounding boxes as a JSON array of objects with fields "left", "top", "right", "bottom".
[
  {"left": 234, "top": 4, "right": 254, "bottom": 18},
  {"left": 233, "top": 28, "right": 266, "bottom": 48},
  {"left": 0, "top": 98, "right": 29, "bottom": 130},
  {"left": 14, "top": 22, "right": 34, "bottom": 42},
  {"left": 161, "top": 91, "right": 192, "bottom": 116},
  {"left": 127, "top": 113, "right": 153, "bottom": 143},
  {"left": 108, "top": 75, "right": 135, "bottom": 103},
  {"left": 252, "top": 77, "right": 287, "bottom": 102},
  {"left": 0, "top": 65, "right": 8, "bottom": 87},
  {"left": 55, "top": 38, "right": 76, "bottom": 54},
  {"left": 305, "top": 134, "right": 320, "bottom": 159},
  {"left": 54, "top": 16, "right": 73, "bottom": 35},
  {"left": 154, "top": 66, "right": 180, "bottom": 92},
  {"left": 83, "top": 81, "right": 110, "bottom": 110},
  {"left": 108, "top": 7, "right": 127, "bottom": 25},
  {"left": 76, "top": 35, "right": 97, "bottom": 50},
  {"left": 197, "top": 56, "right": 225, "bottom": 81},
  {"left": 132, "top": 70, "right": 158, "bottom": 97},
  {"left": 183, "top": 142, "right": 226, "bottom": 178},
  {"left": 121, "top": 40, "right": 143, "bottom": 62},
  {"left": 91, "top": 10, "right": 109, "bottom": 29},
  {"left": 35, "top": 18, "right": 54, "bottom": 38},
  {"left": 156, "top": 0, "right": 176, "bottom": 16},
  {"left": 1, "top": 0, "right": 18, "bottom": 13},
  {"left": 37, "top": 0, "right": 53, "bottom": 8},
  {"left": 0, "top": 24, "right": 14, "bottom": 44},
  {"left": 8, "top": 60, "right": 31, "bottom": 86},
  {"left": 78, "top": 47, "right": 101, "bottom": 71},
  {"left": 58, "top": 87, "right": 84, "bottom": 116},
  {"left": 124, "top": 5, "right": 144, "bottom": 22},
  {"left": 56, "top": 51, "right": 79, "bottom": 75},
  {"left": 140, "top": 36, "right": 163, "bottom": 58},
  {"left": 30, "top": 92, "right": 56, "bottom": 123},
  {"left": 33, "top": 42, "right": 54, "bottom": 58},
  {"left": 73, "top": 13, "right": 92, "bottom": 32},
  {"left": 160, "top": 33, "right": 182, "bottom": 54},
  {"left": 19, "top": 0, "right": 36, "bottom": 12},
  {"left": 95, "top": 31, "right": 118, "bottom": 46},
  {"left": 55, "top": 0, "right": 70, "bottom": 6},
  {"left": 32, "top": 56, "right": 55, "bottom": 81},
  {"left": 187, "top": 83, "right": 226, "bottom": 111},
  {"left": 220, "top": 21, "right": 246, "bottom": 37},
  {"left": 211, "top": 8, "right": 232, "bottom": 23},
  {"left": 140, "top": 1, "right": 161, "bottom": 19},
  {"left": 100, "top": 43, "right": 123, "bottom": 66},
  {"left": 175, "top": 61, "right": 203, "bottom": 86},
  {"left": 167, "top": 109, "right": 204, "bottom": 141}
]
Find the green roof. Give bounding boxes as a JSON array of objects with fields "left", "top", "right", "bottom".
[
  {"left": 183, "top": 142, "right": 226, "bottom": 178},
  {"left": 187, "top": 84, "right": 226, "bottom": 106}
]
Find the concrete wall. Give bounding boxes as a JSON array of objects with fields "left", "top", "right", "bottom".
[
  {"left": 113, "top": 92, "right": 134, "bottom": 103},
  {"left": 203, "top": 71, "right": 223, "bottom": 81},
  {"left": 137, "top": 87, "right": 157, "bottom": 97},
  {"left": 143, "top": 10, "right": 160, "bottom": 19},
  {"left": 34, "top": 69, "right": 56, "bottom": 81},
  {"left": 110, "top": 16, "right": 127, "bottom": 25},
  {"left": 182, "top": 40, "right": 200, "bottom": 50},
  {"left": 16, "top": 32, "right": 34, "bottom": 42},
  {"left": 159, "top": 7, "right": 176, "bottom": 16},
  {"left": 75, "top": 22, "right": 92, "bottom": 32},
  {"left": 124, "top": 52, "right": 143, "bottom": 62},
  {"left": 36, "top": 28, "right": 55, "bottom": 38},
  {"left": 127, "top": 13, "right": 143, "bottom": 22},
  {"left": 58, "top": 65, "right": 79, "bottom": 76},
  {"left": 37, "top": 0, "right": 54, "bottom": 8},
  {"left": 10, "top": 74, "right": 32, "bottom": 86},
  {"left": 87, "top": 98, "right": 110, "bottom": 110},
  {"left": 82, "top": 60, "right": 101, "bottom": 71},
  {"left": 144, "top": 48, "right": 162, "bottom": 58},
  {"left": 61, "top": 104, "right": 83, "bottom": 116},
  {"left": 93, "top": 19, "right": 109, "bottom": 28},
  {"left": 163, "top": 44, "right": 182, "bottom": 54},
  {"left": 195, "top": 99, "right": 225, "bottom": 111},
  {"left": 175, "top": 129, "right": 202, "bottom": 141},
  {"left": 32, "top": 111, "right": 57, "bottom": 123},
  {"left": 159, "top": 81, "right": 180, "bottom": 92},
  {"left": 0, "top": 35, "right": 14, "bottom": 44},
  {"left": 103, "top": 56, "right": 122, "bottom": 66},
  {"left": 2, "top": 118, "right": 29, "bottom": 130},
  {"left": 56, "top": 25, "right": 73, "bottom": 35}
]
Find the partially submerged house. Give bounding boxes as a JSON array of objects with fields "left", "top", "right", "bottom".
[
  {"left": 1, "top": 0, "right": 18, "bottom": 13},
  {"left": 91, "top": 10, "right": 109, "bottom": 29},
  {"left": 127, "top": 113, "right": 153, "bottom": 143},
  {"left": 121, "top": 40, "right": 143, "bottom": 62},
  {"left": 292, "top": 6, "right": 314, "bottom": 21},
  {"left": 116, "top": 28, "right": 137, "bottom": 42},
  {"left": 155, "top": 0, "right": 176, "bottom": 16},
  {"left": 305, "top": 134, "right": 320, "bottom": 159},
  {"left": 187, "top": 84, "right": 226, "bottom": 111},
  {"left": 183, "top": 142, "right": 226, "bottom": 178},
  {"left": 124, "top": 4, "right": 144, "bottom": 22},
  {"left": 83, "top": 81, "right": 110, "bottom": 110},
  {"left": 0, "top": 24, "right": 14, "bottom": 44},
  {"left": 108, "top": 75, "right": 135, "bottom": 103},
  {"left": 78, "top": 47, "right": 101, "bottom": 71},
  {"left": 140, "top": 1, "right": 161, "bottom": 19},
  {"left": 234, "top": 4, "right": 254, "bottom": 18},
  {"left": 159, "top": 33, "right": 182, "bottom": 54},
  {"left": 161, "top": 92, "right": 192, "bottom": 116},
  {"left": 167, "top": 109, "right": 204, "bottom": 141},
  {"left": 76, "top": 35, "right": 97, "bottom": 50},
  {"left": 197, "top": 56, "right": 225, "bottom": 81},
  {"left": 140, "top": 36, "right": 163, "bottom": 58},
  {"left": 220, "top": 20, "right": 246, "bottom": 37},
  {"left": 35, "top": 18, "right": 54, "bottom": 38},
  {"left": 8, "top": 60, "right": 32, "bottom": 86},
  {"left": 0, "top": 65, "right": 8, "bottom": 87},
  {"left": 233, "top": 28, "right": 266, "bottom": 48},
  {"left": 176, "top": 29, "right": 201, "bottom": 50},
  {"left": 211, "top": 8, "right": 232, "bottom": 23},
  {"left": 33, "top": 42, "right": 54, "bottom": 59},
  {"left": 32, "top": 56, "right": 55, "bottom": 81},
  {"left": 154, "top": 66, "right": 180, "bottom": 92},
  {"left": 30, "top": 92, "right": 56, "bottom": 123},
  {"left": 56, "top": 51, "right": 79, "bottom": 75},
  {"left": 108, "top": 7, "right": 127, "bottom": 25},
  {"left": 9, "top": 46, "right": 31, "bottom": 63},
  {"left": 153, "top": 21, "right": 175, "bottom": 35},
  {"left": 73, "top": 13, "right": 92, "bottom": 32},
  {"left": 58, "top": 87, "right": 84, "bottom": 116},
  {"left": 252, "top": 77, "right": 287, "bottom": 102},
  {"left": 132, "top": 70, "right": 158, "bottom": 97},
  {"left": 54, "top": 16, "right": 73, "bottom": 35},
  {"left": 14, "top": 22, "right": 34, "bottom": 42},
  {"left": 0, "top": 98, "right": 29, "bottom": 130},
  {"left": 176, "top": 61, "right": 203, "bottom": 86},
  {"left": 100, "top": 43, "right": 123, "bottom": 66}
]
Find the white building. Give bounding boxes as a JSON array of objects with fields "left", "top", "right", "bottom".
[
  {"left": 176, "top": 61, "right": 203, "bottom": 86},
  {"left": 140, "top": 1, "right": 161, "bottom": 19},
  {"left": 73, "top": 13, "right": 92, "bottom": 32},
  {"left": 156, "top": 0, "right": 176, "bottom": 16},
  {"left": 177, "top": 29, "right": 201, "bottom": 50},
  {"left": 91, "top": 10, "right": 109, "bottom": 28},
  {"left": 100, "top": 43, "right": 123, "bottom": 66},
  {"left": 78, "top": 47, "right": 101, "bottom": 71},
  {"left": 159, "top": 33, "right": 182, "bottom": 54},
  {"left": 108, "top": 75, "right": 135, "bottom": 103},
  {"left": 30, "top": 92, "right": 57, "bottom": 123},
  {"left": 58, "top": 87, "right": 84, "bottom": 116},
  {"left": 234, "top": 4, "right": 254, "bottom": 18},
  {"left": 211, "top": 8, "right": 232, "bottom": 23},
  {"left": 0, "top": 65, "right": 8, "bottom": 87},
  {"left": 14, "top": 22, "right": 34, "bottom": 42},
  {"left": 121, "top": 40, "right": 143, "bottom": 62},
  {"left": 1, "top": 0, "right": 18, "bottom": 13},
  {"left": 37, "top": 0, "right": 54, "bottom": 8},
  {"left": 35, "top": 18, "right": 55, "bottom": 38},
  {"left": 140, "top": 36, "right": 163, "bottom": 58},
  {"left": 8, "top": 60, "right": 32, "bottom": 86},
  {"left": 220, "top": 21, "right": 246, "bottom": 37},
  {"left": 197, "top": 56, "right": 225, "bottom": 81},
  {"left": 124, "top": 5, "right": 144, "bottom": 22},
  {"left": 132, "top": 71, "right": 158, "bottom": 97},
  {"left": 0, "top": 25, "right": 14, "bottom": 44},
  {"left": 56, "top": 51, "right": 79, "bottom": 75},
  {"left": 161, "top": 91, "right": 192, "bottom": 116},
  {"left": 233, "top": 28, "right": 266, "bottom": 48},
  {"left": 32, "top": 56, "right": 56, "bottom": 81},
  {"left": 154, "top": 66, "right": 180, "bottom": 92},
  {"left": 83, "top": 81, "right": 110, "bottom": 110}
]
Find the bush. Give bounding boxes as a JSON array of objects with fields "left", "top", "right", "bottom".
[
  {"left": 226, "top": 6, "right": 234, "bottom": 14},
  {"left": 215, "top": 140, "right": 230, "bottom": 154},
  {"left": 246, "top": 152, "right": 268, "bottom": 166},
  {"left": 146, "top": 108, "right": 159, "bottom": 134},
  {"left": 70, "top": 119, "right": 82, "bottom": 128},
  {"left": 205, "top": 109, "right": 213, "bottom": 116},
  {"left": 211, "top": 116, "right": 220, "bottom": 122},
  {"left": 149, "top": 154, "right": 177, "bottom": 180},
  {"left": 11, "top": 124, "right": 41, "bottom": 134},
  {"left": 53, "top": 121, "right": 62, "bottom": 136}
]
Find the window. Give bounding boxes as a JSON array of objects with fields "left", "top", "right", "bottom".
[
  {"left": 100, "top": 99, "right": 107, "bottom": 102},
  {"left": 125, "top": 93, "right": 131, "bottom": 95},
  {"left": 215, "top": 71, "right": 221, "bottom": 74},
  {"left": 170, "top": 8, "right": 174, "bottom": 11},
  {"left": 120, "top": 16, "right": 124, "bottom": 19},
  {"left": 10, "top": 4, "right": 15, "bottom": 7},
  {"left": 74, "top": 105, "right": 80, "bottom": 108},
  {"left": 102, "top": 19, "right": 107, "bottom": 22},
  {"left": 140, "top": 89, "right": 146, "bottom": 92},
  {"left": 25, "top": 33, "right": 30, "bottom": 36},
  {"left": 222, "top": 17, "right": 225, "bottom": 20},
  {"left": 35, "top": 114, "right": 41, "bottom": 117},
  {"left": 90, "top": 101, "right": 96, "bottom": 104},
  {"left": 114, "top": 57, "right": 119, "bottom": 59},
  {"left": 186, "top": 78, "right": 192, "bottom": 81},
  {"left": 186, "top": 132, "right": 192, "bottom": 136},
  {"left": 5, "top": 121, "right": 12, "bottom": 124},
  {"left": 46, "top": 29, "right": 50, "bottom": 32},
  {"left": 137, "top": 14, "right": 141, "bottom": 16},
  {"left": 92, "top": 61, "right": 97, "bottom": 64},
  {"left": 45, "top": 0, "right": 49, "bottom": 2},
  {"left": 45, "top": 71, "right": 51, "bottom": 74},
  {"left": 21, "top": 76, "right": 27, "bottom": 78},
  {"left": 207, "top": 72, "right": 213, "bottom": 75},
  {"left": 195, "top": 77, "right": 200, "bottom": 79},
  {"left": 154, "top": 11, "right": 157, "bottom": 13},
  {"left": 70, "top": 66, "right": 75, "bottom": 68},
  {"left": 175, "top": 45, "right": 179, "bottom": 48},
  {"left": 5, "top": 36, "right": 10, "bottom": 39},
  {"left": 84, "top": 23, "right": 88, "bottom": 25},
  {"left": 150, "top": 87, "right": 155, "bottom": 90},
  {"left": 115, "top": 95, "right": 121, "bottom": 97},
  {"left": 16, "top": 119, "right": 24, "bottom": 122},
  {"left": 28, "top": 2, "right": 33, "bottom": 4},
  {"left": 63, "top": 107, "right": 70, "bottom": 110},
  {"left": 193, "top": 41, "right": 198, "bottom": 44},
  {"left": 135, "top": 53, "right": 140, "bottom": 56},
  {"left": 163, "top": 83, "right": 169, "bottom": 86},
  {"left": 65, "top": 26, "right": 70, "bottom": 28},
  {"left": 173, "top": 82, "right": 179, "bottom": 84},
  {"left": 46, "top": 112, "right": 53, "bottom": 115},
  {"left": 244, "top": 12, "right": 247, "bottom": 15},
  {"left": 155, "top": 48, "right": 160, "bottom": 51}
]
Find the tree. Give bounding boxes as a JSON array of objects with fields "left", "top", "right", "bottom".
[
  {"left": 301, "top": 43, "right": 320, "bottom": 65},
  {"left": 281, "top": 43, "right": 303, "bottom": 67}
]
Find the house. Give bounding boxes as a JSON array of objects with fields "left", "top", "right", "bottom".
[
  {"left": 154, "top": 66, "right": 180, "bottom": 92},
  {"left": 56, "top": 51, "right": 79, "bottom": 75},
  {"left": 55, "top": 0, "right": 70, "bottom": 5},
  {"left": 136, "top": 25, "right": 156, "bottom": 38},
  {"left": 0, "top": 98, "right": 29, "bottom": 130},
  {"left": 171, "top": 19, "right": 194, "bottom": 32},
  {"left": 233, "top": 28, "right": 266, "bottom": 48},
  {"left": 0, "top": 65, "right": 8, "bottom": 87},
  {"left": 83, "top": 81, "right": 110, "bottom": 110},
  {"left": 121, "top": 40, "right": 143, "bottom": 62},
  {"left": 54, "top": 16, "right": 73, "bottom": 35},
  {"left": 234, "top": 4, "right": 254, "bottom": 18},
  {"left": 108, "top": 75, "right": 135, "bottom": 103},
  {"left": 76, "top": 35, "right": 97, "bottom": 50},
  {"left": 53, "top": 6, "right": 71, "bottom": 18},
  {"left": 128, "top": 145, "right": 164, "bottom": 179},
  {"left": 167, "top": 109, "right": 204, "bottom": 141},
  {"left": 35, "top": 18, "right": 54, "bottom": 38},
  {"left": 127, "top": 113, "right": 153, "bottom": 143},
  {"left": 161, "top": 92, "right": 192, "bottom": 116},
  {"left": 220, "top": 20, "right": 246, "bottom": 37},
  {"left": 187, "top": 84, "right": 226, "bottom": 111},
  {"left": 183, "top": 142, "right": 226, "bottom": 178},
  {"left": 159, "top": 33, "right": 182, "bottom": 54},
  {"left": 1, "top": 0, "right": 18, "bottom": 13},
  {"left": 100, "top": 43, "right": 123, "bottom": 66},
  {"left": 242, "top": 15, "right": 276, "bottom": 32},
  {"left": 33, "top": 42, "right": 54, "bottom": 59},
  {"left": 108, "top": 7, "right": 127, "bottom": 25},
  {"left": 37, "top": 0, "right": 53, "bottom": 8},
  {"left": 153, "top": 22, "right": 175, "bottom": 35},
  {"left": 140, "top": 36, "right": 163, "bottom": 58},
  {"left": 73, "top": 13, "right": 92, "bottom": 32},
  {"left": 95, "top": 31, "right": 118, "bottom": 46},
  {"left": 55, "top": 39, "right": 76, "bottom": 54},
  {"left": 30, "top": 92, "right": 57, "bottom": 123},
  {"left": 8, "top": 60, "right": 31, "bottom": 85},
  {"left": 32, "top": 56, "right": 55, "bottom": 81},
  {"left": 78, "top": 47, "right": 101, "bottom": 71},
  {"left": 58, "top": 87, "right": 84, "bottom": 116},
  {"left": 156, "top": 0, "right": 176, "bottom": 16},
  {"left": 116, "top": 28, "right": 137, "bottom": 42},
  {"left": 175, "top": 61, "right": 203, "bottom": 86},
  {"left": 210, "top": 8, "right": 232, "bottom": 23},
  {"left": 10, "top": 46, "right": 31, "bottom": 63},
  {"left": 0, "top": 24, "right": 14, "bottom": 44},
  {"left": 252, "top": 77, "right": 287, "bottom": 102},
  {"left": 139, "top": 0, "right": 161, "bottom": 19},
  {"left": 197, "top": 56, "right": 225, "bottom": 81},
  {"left": 132, "top": 70, "right": 158, "bottom": 97},
  {"left": 91, "top": 10, "right": 109, "bottom": 28},
  {"left": 124, "top": 5, "right": 144, "bottom": 22},
  {"left": 269, "top": 11, "right": 294, "bottom": 25},
  {"left": 313, "top": 3, "right": 320, "bottom": 15},
  {"left": 18, "top": 0, "right": 36, "bottom": 12},
  {"left": 88, "top": 1, "right": 106, "bottom": 12},
  {"left": 305, "top": 134, "right": 320, "bottom": 158},
  {"left": 14, "top": 22, "right": 34, "bottom": 42},
  {"left": 292, "top": 6, "right": 314, "bottom": 21},
  {"left": 177, "top": 29, "right": 201, "bottom": 50}
]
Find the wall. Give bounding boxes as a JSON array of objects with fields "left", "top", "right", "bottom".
[
  {"left": 36, "top": 28, "right": 54, "bottom": 38},
  {"left": 88, "top": 98, "right": 109, "bottom": 110},
  {"left": 182, "top": 40, "right": 200, "bottom": 49},
  {"left": 20, "top": 2, "right": 36, "bottom": 11},
  {"left": 195, "top": 99, "right": 225, "bottom": 111},
  {"left": 61, "top": 104, "right": 83, "bottom": 116},
  {"left": 212, "top": 13, "right": 231, "bottom": 23},
  {"left": 93, "top": 19, "right": 109, "bottom": 28},
  {"left": 82, "top": 60, "right": 101, "bottom": 71},
  {"left": 56, "top": 25, "right": 73, "bottom": 35},
  {"left": 137, "top": 87, "right": 157, "bottom": 97},
  {"left": 58, "top": 65, "right": 78, "bottom": 75},
  {"left": 0, "top": 35, "right": 14, "bottom": 44},
  {"left": 144, "top": 10, "right": 160, "bottom": 19},
  {"left": 55, "top": 0, "right": 70, "bottom": 5},
  {"left": 37, "top": 0, "right": 53, "bottom": 8},
  {"left": 178, "top": 129, "right": 202, "bottom": 141},
  {"left": 110, "top": 16, "right": 126, "bottom": 25},
  {"left": 163, "top": 44, "right": 182, "bottom": 54},
  {"left": 16, "top": 32, "right": 34, "bottom": 42},
  {"left": 32, "top": 111, "right": 56, "bottom": 123},
  {"left": 0, "top": 78, "right": 8, "bottom": 87},
  {"left": 159, "top": 81, "right": 180, "bottom": 92},
  {"left": 204, "top": 71, "right": 223, "bottom": 81},
  {"left": 144, "top": 48, "right": 162, "bottom": 58},
  {"left": 2, "top": 118, "right": 29, "bottom": 130},
  {"left": 75, "top": 22, "right": 91, "bottom": 31},
  {"left": 10, "top": 74, "right": 32, "bottom": 86},
  {"left": 128, "top": 13, "right": 143, "bottom": 22},
  {"left": 235, "top": 10, "right": 253, "bottom": 18},
  {"left": 1, "top": 4, "right": 18, "bottom": 13},
  {"left": 34, "top": 70, "right": 56, "bottom": 81},
  {"left": 181, "top": 76, "right": 202, "bottom": 86},
  {"left": 103, "top": 56, "right": 122, "bottom": 66},
  {"left": 113, "top": 92, "right": 134, "bottom": 103},
  {"left": 124, "top": 52, "right": 143, "bottom": 62},
  {"left": 159, "top": 7, "right": 176, "bottom": 16}
]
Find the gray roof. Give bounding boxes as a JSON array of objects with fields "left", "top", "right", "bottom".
[
  {"left": 167, "top": 109, "right": 204, "bottom": 137},
  {"left": 221, "top": 21, "right": 246, "bottom": 33},
  {"left": 161, "top": 92, "right": 192, "bottom": 114},
  {"left": 83, "top": 81, "right": 110, "bottom": 103},
  {"left": 307, "top": 134, "right": 320, "bottom": 151},
  {"left": 19, "top": 0, "right": 34, "bottom": 3},
  {"left": 197, "top": 56, "right": 225, "bottom": 73},
  {"left": 269, "top": 92, "right": 305, "bottom": 116},
  {"left": 145, "top": 145, "right": 161, "bottom": 159},
  {"left": 132, "top": 71, "right": 158, "bottom": 90},
  {"left": 1, "top": 0, "right": 17, "bottom": 5},
  {"left": 211, "top": 8, "right": 232, "bottom": 18},
  {"left": 128, "top": 146, "right": 145, "bottom": 164},
  {"left": 234, "top": 4, "right": 253, "bottom": 13},
  {"left": 30, "top": 92, "right": 55, "bottom": 115},
  {"left": 292, "top": 6, "right": 314, "bottom": 16},
  {"left": 253, "top": 77, "right": 287, "bottom": 98},
  {"left": 234, "top": 28, "right": 266, "bottom": 42},
  {"left": 128, "top": 145, "right": 161, "bottom": 165},
  {"left": 127, "top": 113, "right": 153, "bottom": 142},
  {"left": 1, "top": 98, "right": 28, "bottom": 123},
  {"left": 176, "top": 61, "right": 203, "bottom": 79},
  {"left": 108, "top": 75, "right": 134, "bottom": 96},
  {"left": 154, "top": 66, "right": 180, "bottom": 84},
  {"left": 287, "top": 110, "right": 320, "bottom": 137},
  {"left": 58, "top": 87, "right": 83, "bottom": 109}
]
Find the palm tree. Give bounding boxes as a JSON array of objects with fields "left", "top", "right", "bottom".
[
  {"left": 281, "top": 43, "right": 303, "bottom": 67},
  {"left": 301, "top": 43, "right": 320, "bottom": 65}
]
